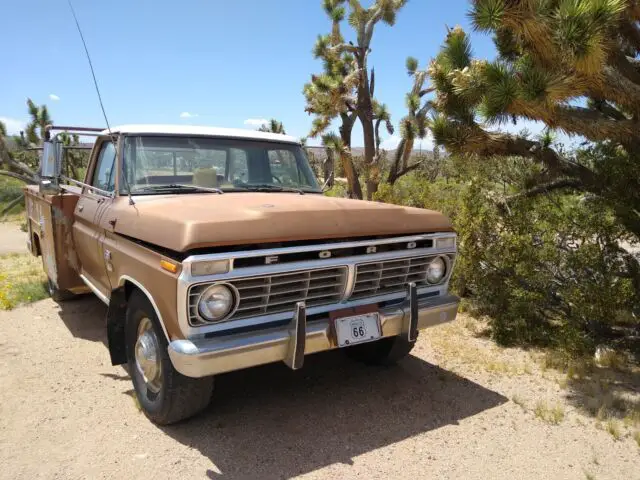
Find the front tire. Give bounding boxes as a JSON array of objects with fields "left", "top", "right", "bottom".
[
  {"left": 125, "top": 291, "right": 214, "bottom": 425},
  {"left": 344, "top": 333, "right": 418, "bottom": 365}
]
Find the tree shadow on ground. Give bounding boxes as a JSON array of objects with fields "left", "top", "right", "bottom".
[
  {"left": 563, "top": 363, "right": 640, "bottom": 424},
  {"left": 54, "top": 295, "right": 508, "bottom": 479}
]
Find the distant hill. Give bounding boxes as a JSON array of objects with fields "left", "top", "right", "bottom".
[{"left": 305, "top": 146, "right": 436, "bottom": 164}]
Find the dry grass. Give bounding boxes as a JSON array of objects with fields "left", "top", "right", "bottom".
[
  {"left": 572, "top": 375, "right": 640, "bottom": 425},
  {"left": 0, "top": 253, "right": 48, "bottom": 309},
  {"left": 429, "top": 316, "right": 533, "bottom": 377},
  {"left": 512, "top": 394, "right": 527, "bottom": 409},
  {"left": 534, "top": 399, "right": 565, "bottom": 425},
  {"left": 583, "top": 471, "right": 596, "bottom": 480},
  {"left": 542, "top": 351, "right": 594, "bottom": 379},
  {"left": 459, "top": 313, "right": 489, "bottom": 336},
  {"left": 633, "top": 431, "right": 640, "bottom": 448},
  {"left": 623, "top": 405, "right": 640, "bottom": 427},
  {"left": 605, "top": 419, "right": 623, "bottom": 441},
  {"left": 540, "top": 348, "right": 640, "bottom": 437}
]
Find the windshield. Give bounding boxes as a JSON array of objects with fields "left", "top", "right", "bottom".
[{"left": 121, "top": 135, "right": 321, "bottom": 194}]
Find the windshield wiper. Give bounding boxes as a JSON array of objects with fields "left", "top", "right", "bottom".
[
  {"left": 133, "top": 184, "right": 223, "bottom": 194},
  {"left": 236, "top": 184, "right": 306, "bottom": 195}
]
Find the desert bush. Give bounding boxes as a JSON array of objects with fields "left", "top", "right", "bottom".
[{"left": 376, "top": 156, "right": 639, "bottom": 354}]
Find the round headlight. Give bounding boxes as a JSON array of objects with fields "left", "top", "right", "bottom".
[
  {"left": 197, "top": 284, "right": 235, "bottom": 322},
  {"left": 426, "top": 257, "right": 447, "bottom": 284}
]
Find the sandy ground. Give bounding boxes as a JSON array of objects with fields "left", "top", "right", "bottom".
[
  {"left": 0, "top": 297, "right": 638, "bottom": 480},
  {"left": 0, "top": 223, "right": 27, "bottom": 255}
]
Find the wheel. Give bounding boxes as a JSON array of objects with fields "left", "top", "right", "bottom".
[
  {"left": 344, "top": 333, "right": 418, "bottom": 366},
  {"left": 125, "top": 291, "right": 214, "bottom": 425}
]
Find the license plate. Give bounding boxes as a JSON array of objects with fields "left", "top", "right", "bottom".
[{"left": 335, "top": 313, "right": 381, "bottom": 347}]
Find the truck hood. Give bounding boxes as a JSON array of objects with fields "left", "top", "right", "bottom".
[{"left": 110, "top": 193, "right": 453, "bottom": 252}]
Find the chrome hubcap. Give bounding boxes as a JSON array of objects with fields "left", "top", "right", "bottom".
[{"left": 134, "top": 317, "right": 162, "bottom": 393}]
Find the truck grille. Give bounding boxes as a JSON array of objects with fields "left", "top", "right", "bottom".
[
  {"left": 350, "top": 256, "right": 444, "bottom": 300},
  {"left": 188, "top": 266, "right": 347, "bottom": 325}
]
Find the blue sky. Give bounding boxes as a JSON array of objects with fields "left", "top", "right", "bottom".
[{"left": 2, "top": 0, "right": 510, "bottom": 148}]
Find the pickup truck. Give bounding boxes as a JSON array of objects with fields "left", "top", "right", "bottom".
[{"left": 25, "top": 124, "right": 459, "bottom": 424}]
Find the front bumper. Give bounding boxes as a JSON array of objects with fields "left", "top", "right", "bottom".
[{"left": 168, "top": 292, "right": 459, "bottom": 378}]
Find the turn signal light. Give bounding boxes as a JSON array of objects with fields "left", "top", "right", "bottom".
[{"left": 160, "top": 259, "right": 179, "bottom": 273}]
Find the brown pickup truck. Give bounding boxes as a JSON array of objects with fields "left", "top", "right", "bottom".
[{"left": 25, "top": 124, "right": 459, "bottom": 424}]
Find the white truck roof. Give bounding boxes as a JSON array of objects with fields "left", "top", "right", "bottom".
[{"left": 103, "top": 124, "right": 301, "bottom": 144}]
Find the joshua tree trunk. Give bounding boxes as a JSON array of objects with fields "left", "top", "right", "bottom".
[{"left": 339, "top": 114, "right": 363, "bottom": 199}]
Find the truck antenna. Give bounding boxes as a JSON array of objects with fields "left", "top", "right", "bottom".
[
  {"left": 67, "top": 0, "right": 135, "bottom": 205},
  {"left": 67, "top": 0, "right": 113, "bottom": 138}
]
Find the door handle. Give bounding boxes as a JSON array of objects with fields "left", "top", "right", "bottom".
[{"left": 78, "top": 205, "right": 84, "bottom": 212}]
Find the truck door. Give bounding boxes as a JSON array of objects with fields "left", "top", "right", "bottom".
[{"left": 73, "top": 140, "right": 116, "bottom": 300}]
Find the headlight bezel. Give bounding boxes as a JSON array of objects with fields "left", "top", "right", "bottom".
[
  {"left": 195, "top": 282, "right": 239, "bottom": 323},
  {"left": 426, "top": 255, "right": 448, "bottom": 284}
]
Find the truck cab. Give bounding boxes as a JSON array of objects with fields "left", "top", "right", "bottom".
[{"left": 25, "top": 124, "right": 459, "bottom": 424}]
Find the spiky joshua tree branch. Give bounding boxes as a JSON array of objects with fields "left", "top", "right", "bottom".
[{"left": 428, "top": 0, "right": 640, "bottom": 239}]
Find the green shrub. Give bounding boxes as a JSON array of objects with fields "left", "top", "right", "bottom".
[
  {"left": 0, "top": 253, "right": 49, "bottom": 309},
  {"left": 323, "top": 181, "right": 348, "bottom": 198},
  {"left": 0, "top": 177, "right": 24, "bottom": 202},
  {"left": 0, "top": 177, "right": 26, "bottom": 219},
  {"left": 375, "top": 157, "right": 639, "bottom": 354}
]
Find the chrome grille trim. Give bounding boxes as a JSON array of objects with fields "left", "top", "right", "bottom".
[
  {"left": 351, "top": 255, "right": 451, "bottom": 300},
  {"left": 177, "top": 232, "right": 457, "bottom": 338},
  {"left": 187, "top": 266, "right": 347, "bottom": 326}
]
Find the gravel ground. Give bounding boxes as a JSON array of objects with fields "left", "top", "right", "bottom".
[{"left": 1, "top": 297, "right": 638, "bottom": 480}]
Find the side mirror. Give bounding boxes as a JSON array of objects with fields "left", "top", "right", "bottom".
[{"left": 39, "top": 140, "right": 62, "bottom": 194}]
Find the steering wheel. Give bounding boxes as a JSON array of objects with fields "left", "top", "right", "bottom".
[{"left": 271, "top": 175, "right": 282, "bottom": 184}]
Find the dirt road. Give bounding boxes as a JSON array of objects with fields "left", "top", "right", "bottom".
[
  {"left": 0, "top": 297, "right": 638, "bottom": 480},
  {"left": 0, "top": 223, "right": 27, "bottom": 255}
]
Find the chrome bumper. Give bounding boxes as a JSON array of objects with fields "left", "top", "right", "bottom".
[{"left": 168, "top": 291, "right": 460, "bottom": 378}]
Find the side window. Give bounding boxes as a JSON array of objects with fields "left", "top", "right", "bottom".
[
  {"left": 268, "top": 150, "right": 302, "bottom": 185},
  {"left": 92, "top": 142, "right": 116, "bottom": 192}
]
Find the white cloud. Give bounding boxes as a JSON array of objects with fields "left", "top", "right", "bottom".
[
  {"left": 179, "top": 112, "right": 198, "bottom": 118},
  {"left": 49, "top": 94, "right": 60, "bottom": 101},
  {"left": 0, "top": 116, "right": 27, "bottom": 135},
  {"left": 244, "top": 118, "right": 269, "bottom": 127}
]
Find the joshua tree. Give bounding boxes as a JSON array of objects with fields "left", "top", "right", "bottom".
[
  {"left": 25, "top": 98, "right": 52, "bottom": 144},
  {"left": 0, "top": 122, "right": 38, "bottom": 218},
  {"left": 387, "top": 57, "right": 434, "bottom": 185},
  {"left": 257, "top": 119, "right": 286, "bottom": 134},
  {"left": 0, "top": 99, "right": 90, "bottom": 217},
  {"left": 427, "top": 0, "right": 640, "bottom": 240},
  {"left": 304, "top": 0, "right": 363, "bottom": 199},
  {"left": 304, "top": 0, "right": 406, "bottom": 199}
]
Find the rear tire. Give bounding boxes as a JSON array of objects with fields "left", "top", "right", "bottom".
[
  {"left": 344, "top": 333, "right": 418, "bottom": 366},
  {"left": 125, "top": 290, "right": 214, "bottom": 425}
]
